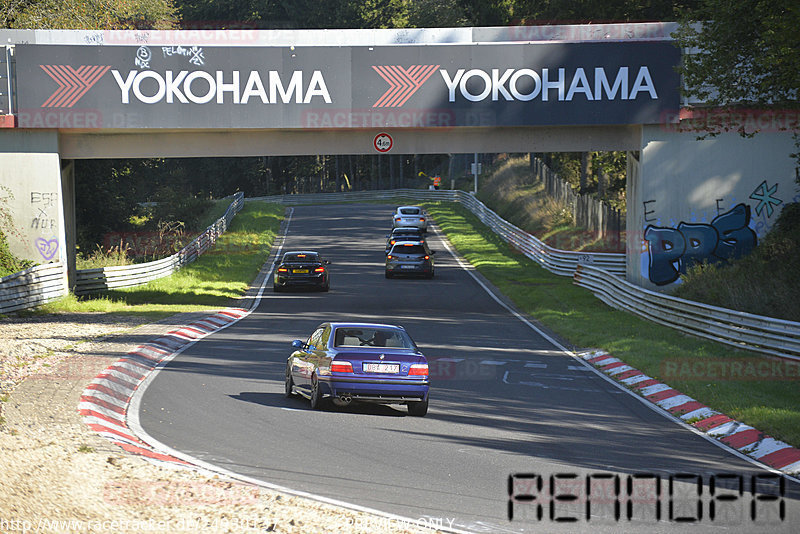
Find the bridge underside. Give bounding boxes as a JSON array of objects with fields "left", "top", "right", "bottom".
[{"left": 58, "top": 125, "right": 641, "bottom": 159}]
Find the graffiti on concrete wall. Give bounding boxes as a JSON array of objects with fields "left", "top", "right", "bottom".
[
  {"left": 641, "top": 180, "right": 793, "bottom": 286},
  {"left": 34, "top": 237, "right": 59, "bottom": 260},
  {"left": 644, "top": 204, "right": 758, "bottom": 286},
  {"left": 30, "top": 191, "right": 59, "bottom": 261}
]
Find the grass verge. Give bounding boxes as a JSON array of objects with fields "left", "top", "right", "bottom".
[
  {"left": 423, "top": 201, "right": 800, "bottom": 448},
  {"left": 38, "top": 201, "right": 284, "bottom": 318}
]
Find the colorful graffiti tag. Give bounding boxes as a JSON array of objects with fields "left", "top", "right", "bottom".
[{"left": 644, "top": 204, "right": 757, "bottom": 286}]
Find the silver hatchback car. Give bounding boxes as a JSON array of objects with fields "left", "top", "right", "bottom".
[
  {"left": 385, "top": 241, "right": 435, "bottom": 279},
  {"left": 392, "top": 206, "right": 428, "bottom": 232}
]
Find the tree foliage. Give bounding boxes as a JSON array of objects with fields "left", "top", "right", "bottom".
[
  {"left": 2, "top": 0, "right": 179, "bottom": 29},
  {"left": 674, "top": 0, "right": 800, "bottom": 110}
]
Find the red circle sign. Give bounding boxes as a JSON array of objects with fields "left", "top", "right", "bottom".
[{"left": 373, "top": 132, "right": 393, "bottom": 153}]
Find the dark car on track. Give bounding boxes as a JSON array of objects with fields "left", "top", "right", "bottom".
[
  {"left": 285, "top": 322, "right": 430, "bottom": 416},
  {"left": 385, "top": 241, "right": 435, "bottom": 279},
  {"left": 385, "top": 227, "right": 426, "bottom": 253},
  {"left": 273, "top": 251, "right": 330, "bottom": 292}
]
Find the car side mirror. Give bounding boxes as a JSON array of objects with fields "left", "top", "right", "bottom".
[
  {"left": 291, "top": 339, "right": 305, "bottom": 349},
  {"left": 274, "top": 259, "right": 281, "bottom": 265},
  {"left": 325, "top": 260, "right": 331, "bottom": 265},
  {"left": 431, "top": 250, "right": 436, "bottom": 254}
]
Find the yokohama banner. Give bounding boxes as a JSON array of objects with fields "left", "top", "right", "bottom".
[{"left": 14, "top": 42, "right": 680, "bottom": 129}]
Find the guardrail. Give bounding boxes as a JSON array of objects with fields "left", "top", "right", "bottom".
[
  {"left": 249, "top": 188, "right": 627, "bottom": 276},
  {"left": 574, "top": 264, "right": 800, "bottom": 361},
  {"left": 74, "top": 192, "right": 244, "bottom": 295},
  {"left": 0, "top": 262, "right": 66, "bottom": 314}
]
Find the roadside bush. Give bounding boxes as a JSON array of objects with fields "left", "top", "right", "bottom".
[
  {"left": 0, "top": 229, "right": 34, "bottom": 277},
  {"left": 674, "top": 202, "right": 800, "bottom": 321},
  {"left": 146, "top": 187, "right": 213, "bottom": 232},
  {"left": 0, "top": 187, "right": 34, "bottom": 277}
]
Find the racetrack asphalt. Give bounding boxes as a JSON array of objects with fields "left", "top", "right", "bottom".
[{"left": 134, "top": 203, "right": 800, "bottom": 534}]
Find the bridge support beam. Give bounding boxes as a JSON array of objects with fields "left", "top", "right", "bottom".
[
  {"left": 627, "top": 124, "right": 799, "bottom": 290},
  {"left": 0, "top": 129, "right": 69, "bottom": 292}
]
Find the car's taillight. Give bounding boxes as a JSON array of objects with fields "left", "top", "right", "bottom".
[
  {"left": 420, "top": 218, "right": 425, "bottom": 222},
  {"left": 409, "top": 363, "right": 428, "bottom": 376},
  {"left": 395, "top": 217, "right": 401, "bottom": 221},
  {"left": 314, "top": 267, "right": 325, "bottom": 272},
  {"left": 387, "top": 254, "right": 394, "bottom": 260},
  {"left": 390, "top": 240, "right": 396, "bottom": 245},
  {"left": 424, "top": 255, "right": 430, "bottom": 260},
  {"left": 331, "top": 361, "right": 353, "bottom": 373},
  {"left": 277, "top": 267, "right": 288, "bottom": 272}
]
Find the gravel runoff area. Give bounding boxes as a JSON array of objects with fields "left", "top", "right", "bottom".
[{"left": 0, "top": 312, "right": 439, "bottom": 534}]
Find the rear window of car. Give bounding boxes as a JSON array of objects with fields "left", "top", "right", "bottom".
[
  {"left": 399, "top": 208, "right": 421, "bottom": 215},
  {"left": 283, "top": 253, "right": 318, "bottom": 262},
  {"left": 392, "top": 244, "right": 426, "bottom": 254},
  {"left": 392, "top": 230, "right": 422, "bottom": 238},
  {"left": 333, "top": 328, "right": 414, "bottom": 348}
]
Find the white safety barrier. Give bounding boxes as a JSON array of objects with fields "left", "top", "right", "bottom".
[
  {"left": 0, "top": 262, "right": 67, "bottom": 313},
  {"left": 574, "top": 264, "right": 800, "bottom": 361},
  {"left": 249, "top": 188, "right": 626, "bottom": 276},
  {"left": 75, "top": 192, "right": 245, "bottom": 294}
]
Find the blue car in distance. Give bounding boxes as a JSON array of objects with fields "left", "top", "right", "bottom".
[{"left": 285, "top": 322, "right": 430, "bottom": 416}]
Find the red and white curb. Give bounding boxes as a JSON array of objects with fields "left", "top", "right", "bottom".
[
  {"left": 579, "top": 349, "right": 800, "bottom": 477},
  {"left": 78, "top": 308, "right": 249, "bottom": 466}
]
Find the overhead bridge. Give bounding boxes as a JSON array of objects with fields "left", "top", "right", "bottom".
[{"left": 0, "top": 24, "right": 796, "bottom": 292}]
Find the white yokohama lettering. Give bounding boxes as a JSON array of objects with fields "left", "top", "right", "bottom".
[
  {"left": 112, "top": 70, "right": 332, "bottom": 105},
  {"left": 440, "top": 66, "right": 658, "bottom": 102}
]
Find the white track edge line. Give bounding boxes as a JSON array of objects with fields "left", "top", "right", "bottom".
[
  {"left": 430, "top": 221, "right": 800, "bottom": 485},
  {"left": 125, "top": 207, "right": 466, "bottom": 533}
]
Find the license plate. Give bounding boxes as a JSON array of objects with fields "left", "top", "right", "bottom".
[
  {"left": 401, "top": 265, "right": 416, "bottom": 269},
  {"left": 292, "top": 269, "right": 309, "bottom": 273},
  {"left": 363, "top": 363, "right": 399, "bottom": 373}
]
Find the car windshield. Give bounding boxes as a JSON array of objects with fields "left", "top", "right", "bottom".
[
  {"left": 283, "top": 253, "right": 318, "bottom": 262},
  {"left": 399, "top": 208, "right": 421, "bottom": 215},
  {"left": 333, "top": 327, "right": 415, "bottom": 349},
  {"left": 391, "top": 244, "right": 426, "bottom": 254}
]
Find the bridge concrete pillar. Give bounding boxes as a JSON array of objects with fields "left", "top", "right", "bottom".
[
  {"left": 627, "top": 124, "right": 799, "bottom": 291},
  {"left": 0, "top": 129, "right": 69, "bottom": 292}
]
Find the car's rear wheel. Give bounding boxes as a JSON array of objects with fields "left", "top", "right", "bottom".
[
  {"left": 285, "top": 365, "right": 297, "bottom": 398},
  {"left": 310, "top": 374, "right": 324, "bottom": 410},
  {"left": 385, "top": 271, "right": 392, "bottom": 279},
  {"left": 273, "top": 284, "right": 282, "bottom": 292},
  {"left": 407, "top": 398, "right": 428, "bottom": 417}
]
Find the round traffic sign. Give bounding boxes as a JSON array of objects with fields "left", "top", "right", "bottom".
[{"left": 373, "top": 132, "right": 393, "bottom": 153}]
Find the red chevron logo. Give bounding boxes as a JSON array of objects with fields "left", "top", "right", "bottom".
[
  {"left": 372, "top": 64, "right": 440, "bottom": 108},
  {"left": 40, "top": 65, "right": 112, "bottom": 108}
]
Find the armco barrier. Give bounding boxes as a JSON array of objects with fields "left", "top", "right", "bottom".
[
  {"left": 74, "top": 192, "right": 244, "bottom": 295},
  {"left": 574, "top": 263, "right": 800, "bottom": 361},
  {"left": 0, "top": 262, "right": 66, "bottom": 313},
  {"left": 249, "top": 188, "right": 626, "bottom": 276}
]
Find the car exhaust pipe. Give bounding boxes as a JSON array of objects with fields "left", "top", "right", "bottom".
[{"left": 340, "top": 394, "right": 352, "bottom": 403}]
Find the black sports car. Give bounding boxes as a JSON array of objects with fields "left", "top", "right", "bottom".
[{"left": 273, "top": 251, "right": 331, "bottom": 292}]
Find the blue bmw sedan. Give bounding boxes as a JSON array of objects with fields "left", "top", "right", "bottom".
[{"left": 285, "top": 322, "right": 430, "bottom": 416}]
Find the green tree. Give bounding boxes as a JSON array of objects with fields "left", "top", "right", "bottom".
[
  {"left": 674, "top": 0, "right": 800, "bottom": 110},
  {"left": 2, "top": 0, "right": 179, "bottom": 29},
  {"left": 673, "top": 0, "right": 800, "bottom": 171}
]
